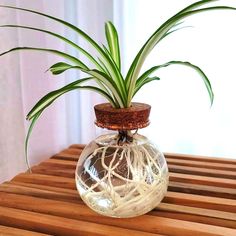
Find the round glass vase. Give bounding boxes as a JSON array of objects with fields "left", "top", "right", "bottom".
[{"left": 75, "top": 103, "right": 169, "bottom": 218}]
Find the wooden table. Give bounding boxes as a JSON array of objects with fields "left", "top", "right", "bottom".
[{"left": 0, "top": 144, "right": 236, "bottom": 236}]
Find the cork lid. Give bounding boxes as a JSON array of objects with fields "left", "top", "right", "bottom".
[{"left": 94, "top": 103, "right": 151, "bottom": 130}]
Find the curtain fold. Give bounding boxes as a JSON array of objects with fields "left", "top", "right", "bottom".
[
  {"left": 0, "top": 0, "right": 26, "bottom": 182},
  {"left": 0, "top": 0, "right": 114, "bottom": 183}
]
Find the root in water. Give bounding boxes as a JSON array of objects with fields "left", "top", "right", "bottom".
[{"left": 76, "top": 140, "right": 168, "bottom": 217}]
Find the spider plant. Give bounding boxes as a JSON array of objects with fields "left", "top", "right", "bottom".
[{"left": 0, "top": 0, "right": 235, "bottom": 167}]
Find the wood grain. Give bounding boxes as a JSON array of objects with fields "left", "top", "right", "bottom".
[
  {"left": 0, "top": 206, "right": 158, "bottom": 236},
  {"left": 0, "top": 145, "right": 235, "bottom": 235},
  {"left": 0, "top": 225, "right": 51, "bottom": 236}
]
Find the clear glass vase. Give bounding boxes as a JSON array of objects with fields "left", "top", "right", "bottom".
[{"left": 75, "top": 131, "right": 169, "bottom": 218}]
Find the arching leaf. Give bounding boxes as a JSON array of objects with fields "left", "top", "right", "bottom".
[
  {"left": 0, "top": 47, "right": 88, "bottom": 69},
  {"left": 0, "top": 24, "right": 103, "bottom": 70},
  {"left": 136, "top": 61, "right": 214, "bottom": 105},
  {"left": 134, "top": 76, "right": 160, "bottom": 97},
  {"left": 105, "top": 21, "right": 121, "bottom": 70}
]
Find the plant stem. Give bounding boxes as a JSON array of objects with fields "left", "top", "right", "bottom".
[{"left": 117, "top": 130, "right": 133, "bottom": 145}]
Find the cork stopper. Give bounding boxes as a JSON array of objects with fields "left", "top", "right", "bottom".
[{"left": 94, "top": 103, "right": 151, "bottom": 130}]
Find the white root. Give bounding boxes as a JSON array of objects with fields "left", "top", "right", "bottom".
[{"left": 76, "top": 141, "right": 168, "bottom": 217}]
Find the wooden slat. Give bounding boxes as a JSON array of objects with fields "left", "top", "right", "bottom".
[
  {"left": 50, "top": 146, "right": 83, "bottom": 161},
  {"left": 51, "top": 152, "right": 80, "bottom": 161},
  {"left": 0, "top": 182, "right": 80, "bottom": 203},
  {"left": 0, "top": 225, "right": 51, "bottom": 236},
  {"left": 0, "top": 206, "right": 157, "bottom": 236},
  {"left": 156, "top": 203, "right": 236, "bottom": 221},
  {"left": 168, "top": 181, "right": 236, "bottom": 199},
  {"left": 9, "top": 181, "right": 78, "bottom": 194},
  {"left": 60, "top": 148, "right": 83, "bottom": 155},
  {"left": 39, "top": 159, "right": 77, "bottom": 169},
  {"left": 31, "top": 165, "right": 75, "bottom": 178},
  {"left": 165, "top": 152, "right": 236, "bottom": 165},
  {"left": 69, "top": 144, "right": 86, "bottom": 149},
  {"left": 168, "top": 164, "right": 236, "bottom": 179},
  {"left": 167, "top": 157, "right": 236, "bottom": 172},
  {"left": 150, "top": 211, "right": 236, "bottom": 230},
  {"left": 170, "top": 172, "right": 236, "bottom": 188},
  {"left": 12, "top": 173, "right": 76, "bottom": 190},
  {"left": 164, "top": 191, "right": 236, "bottom": 213}
]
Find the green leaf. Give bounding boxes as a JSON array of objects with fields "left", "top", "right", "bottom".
[
  {"left": 27, "top": 77, "right": 93, "bottom": 120},
  {"left": 173, "top": 0, "right": 218, "bottom": 16},
  {"left": 168, "top": 61, "right": 214, "bottom": 105},
  {"left": 28, "top": 85, "right": 116, "bottom": 121},
  {"left": 0, "top": 47, "right": 88, "bottom": 69},
  {"left": 75, "top": 85, "right": 117, "bottom": 106},
  {"left": 100, "top": 44, "right": 127, "bottom": 101},
  {"left": 102, "top": 44, "right": 113, "bottom": 59},
  {"left": 136, "top": 67, "right": 162, "bottom": 85},
  {"left": 151, "top": 1, "right": 218, "bottom": 38},
  {"left": 24, "top": 110, "right": 42, "bottom": 170},
  {"left": 134, "top": 76, "right": 160, "bottom": 97},
  {"left": 105, "top": 21, "right": 121, "bottom": 70},
  {"left": 95, "top": 58, "right": 120, "bottom": 101},
  {"left": 137, "top": 61, "right": 214, "bottom": 105},
  {"left": 48, "top": 61, "right": 114, "bottom": 101},
  {"left": 98, "top": 45, "right": 127, "bottom": 103},
  {"left": 46, "top": 62, "right": 125, "bottom": 108},
  {"left": 48, "top": 62, "right": 75, "bottom": 75},
  {"left": 86, "top": 69, "right": 125, "bottom": 108},
  {"left": 160, "top": 25, "right": 193, "bottom": 41},
  {"left": 98, "top": 55, "right": 112, "bottom": 77},
  {"left": 0, "top": 24, "right": 103, "bottom": 70},
  {"left": 25, "top": 83, "right": 117, "bottom": 168},
  {"left": 0, "top": 5, "right": 105, "bottom": 56}
]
